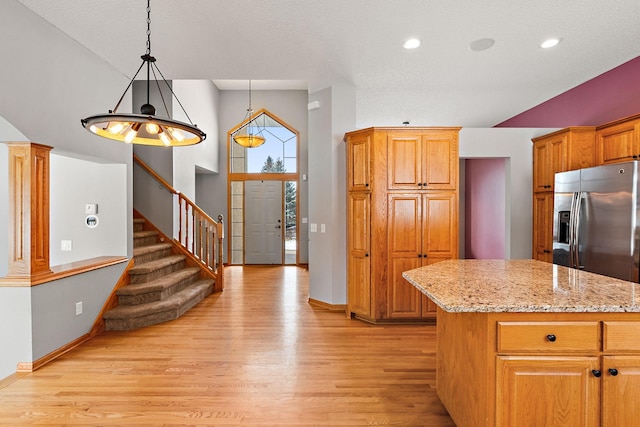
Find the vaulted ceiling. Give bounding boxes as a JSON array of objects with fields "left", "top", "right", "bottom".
[{"left": 17, "top": 0, "right": 640, "bottom": 127}]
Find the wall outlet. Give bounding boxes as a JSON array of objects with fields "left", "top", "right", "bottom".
[
  {"left": 61, "top": 240, "right": 72, "bottom": 251},
  {"left": 75, "top": 301, "right": 83, "bottom": 316}
]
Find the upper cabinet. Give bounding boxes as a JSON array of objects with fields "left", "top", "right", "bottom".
[
  {"left": 532, "top": 127, "right": 596, "bottom": 193},
  {"left": 347, "top": 132, "right": 371, "bottom": 192},
  {"left": 596, "top": 116, "right": 640, "bottom": 165},
  {"left": 387, "top": 130, "right": 458, "bottom": 190}
]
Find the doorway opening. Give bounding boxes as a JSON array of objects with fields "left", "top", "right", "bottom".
[{"left": 228, "top": 109, "right": 299, "bottom": 265}]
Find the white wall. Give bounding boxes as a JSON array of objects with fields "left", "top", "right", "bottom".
[
  {"left": 50, "top": 154, "right": 127, "bottom": 266},
  {"left": 459, "top": 128, "right": 558, "bottom": 259}
]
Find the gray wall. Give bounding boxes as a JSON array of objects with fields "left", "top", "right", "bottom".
[
  {"left": 50, "top": 154, "right": 127, "bottom": 265},
  {"left": 307, "top": 85, "right": 356, "bottom": 305},
  {"left": 0, "top": 1, "right": 133, "bottom": 380},
  {"left": 196, "top": 88, "right": 309, "bottom": 264}
]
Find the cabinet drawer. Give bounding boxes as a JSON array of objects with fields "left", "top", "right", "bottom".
[
  {"left": 497, "top": 322, "right": 599, "bottom": 353},
  {"left": 603, "top": 322, "right": 640, "bottom": 352}
]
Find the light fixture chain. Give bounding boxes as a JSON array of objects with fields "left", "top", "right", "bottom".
[{"left": 146, "top": 0, "right": 151, "bottom": 55}]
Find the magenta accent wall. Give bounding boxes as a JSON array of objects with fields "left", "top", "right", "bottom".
[
  {"left": 465, "top": 158, "right": 506, "bottom": 259},
  {"left": 496, "top": 55, "right": 640, "bottom": 128}
]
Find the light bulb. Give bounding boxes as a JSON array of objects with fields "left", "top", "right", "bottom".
[
  {"left": 107, "top": 122, "right": 126, "bottom": 134},
  {"left": 124, "top": 129, "right": 137, "bottom": 144},
  {"left": 159, "top": 132, "right": 172, "bottom": 146},
  {"left": 168, "top": 127, "right": 185, "bottom": 141},
  {"left": 146, "top": 122, "right": 160, "bottom": 134}
]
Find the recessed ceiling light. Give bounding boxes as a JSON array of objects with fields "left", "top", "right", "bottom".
[
  {"left": 403, "top": 38, "right": 421, "bottom": 49},
  {"left": 468, "top": 38, "right": 495, "bottom": 52},
  {"left": 540, "top": 38, "right": 561, "bottom": 49}
]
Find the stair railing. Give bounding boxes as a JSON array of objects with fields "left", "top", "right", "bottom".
[{"left": 133, "top": 154, "right": 224, "bottom": 290}]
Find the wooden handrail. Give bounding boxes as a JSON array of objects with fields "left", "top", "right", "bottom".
[{"left": 133, "top": 154, "right": 224, "bottom": 291}]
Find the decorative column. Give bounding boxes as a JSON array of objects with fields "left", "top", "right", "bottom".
[{"left": 4, "top": 142, "right": 52, "bottom": 284}]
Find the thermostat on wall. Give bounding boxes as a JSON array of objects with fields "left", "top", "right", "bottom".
[{"left": 85, "top": 215, "right": 99, "bottom": 229}]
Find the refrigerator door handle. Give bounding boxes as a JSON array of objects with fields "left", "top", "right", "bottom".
[
  {"left": 573, "top": 191, "right": 584, "bottom": 269},
  {"left": 568, "top": 192, "right": 579, "bottom": 268}
]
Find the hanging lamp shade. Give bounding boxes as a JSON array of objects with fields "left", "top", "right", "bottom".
[
  {"left": 81, "top": 1, "right": 205, "bottom": 147},
  {"left": 233, "top": 80, "right": 265, "bottom": 148}
]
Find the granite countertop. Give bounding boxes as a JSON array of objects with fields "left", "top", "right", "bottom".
[{"left": 402, "top": 259, "right": 640, "bottom": 313}]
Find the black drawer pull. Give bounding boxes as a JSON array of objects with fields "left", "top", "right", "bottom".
[
  {"left": 609, "top": 368, "right": 618, "bottom": 376},
  {"left": 592, "top": 370, "right": 601, "bottom": 377},
  {"left": 546, "top": 334, "right": 556, "bottom": 342}
]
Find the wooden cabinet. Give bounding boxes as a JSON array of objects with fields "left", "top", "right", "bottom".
[
  {"left": 387, "top": 132, "right": 457, "bottom": 190},
  {"left": 531, "top": 128, "right": 595, "bottom": 262},
  {"left": 438, "top": 311, "right": 640, "bottom": 427},
  {"left": 387, "top": 192, "right": 457, "bottom": 319},
  {"left": 496, "top": 356, "right": 600, "bottom": 427},
  {"left": 532, "top": 192, "right": 553, "bottom": 262},
  {"left": 345, "top": 127, "right": 459, "bottom": 322},
  {"left": 596, "top": 116, "right": 640, "bottom": 165}
]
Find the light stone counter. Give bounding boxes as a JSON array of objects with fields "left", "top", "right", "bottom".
[{"left": 402, "top": 259, "right": 640, "bottom": 313}]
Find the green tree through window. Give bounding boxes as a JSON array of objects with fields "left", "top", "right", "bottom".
[{"left": 261, "top": 156, "right": 297, "bottom": 229}]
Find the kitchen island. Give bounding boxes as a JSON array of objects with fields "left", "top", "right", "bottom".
[{"left": 402, "top": 259, "right": 640, "bottom": 427}]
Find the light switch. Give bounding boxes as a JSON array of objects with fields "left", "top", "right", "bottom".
[
  {"left": 321, "top": 224, "right": 326, "bottom": 233},
  {"left": 310, "top": 223, "right": 317, "bottom": 233},
  {"left": 61, "top": 240, "right": 72, "bottom": 251},
  {"left": 85, "top": 203, "right": 98, "bottom": 214},
  {"left": 302, "top": 217, "right": 308, "bottom": 224}
]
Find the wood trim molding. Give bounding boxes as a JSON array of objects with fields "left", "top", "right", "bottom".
[
  {"left": 89, "top": 257, "right": 135, "bottom": 337},
  {"left": 5, "top": 142, "right": 53, "bottom": 281},
  {"left": 308, "top": 298, "right": 347, "bottom": 312},
  {"left": 16, "top": 333, "right": 92, "bottom": 373}
]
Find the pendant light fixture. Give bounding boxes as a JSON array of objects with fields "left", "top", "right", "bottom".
[
  {"left": 81, "top": 0, "right": 205, "bottom": 147},
  {"left": 232, "top": 80, "right": 266, "bottom": 148}
]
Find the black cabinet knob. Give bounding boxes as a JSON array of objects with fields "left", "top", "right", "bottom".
[
  {"left": 365, "top": 183, "right": 369, "bottom": 187},
  {"left": 417, "top": 183, "right": 423, "bottom": 186},
  {"left": 423, "top": 183, "right": 428, "bottom": 186},
  {"left": 418, "top": 254, "right": 422, "bottom": 258},
  {"left": 365, "top": 253, "right": 369, "bottom": 257},
  {"left": 609, "top": 368, "right": 618, "bottom": 376},
  {"left": 592, "top": 369, "right": 602, "bottom": 377},
  {"left": 546, "top": 334, "right": 556, "bottom": 342}
]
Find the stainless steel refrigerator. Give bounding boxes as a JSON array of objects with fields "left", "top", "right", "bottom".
[{"left": 553, "top": 161, "right": 640, "bottom": 282}]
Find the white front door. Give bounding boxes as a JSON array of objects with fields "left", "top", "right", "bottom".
[{"left": 244, "top": 180, "right": 283, "bottom": 264}]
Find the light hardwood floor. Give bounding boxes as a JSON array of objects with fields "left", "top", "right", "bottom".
[{"left": 0, "top": 266, "right": 455, "bottom": 426}]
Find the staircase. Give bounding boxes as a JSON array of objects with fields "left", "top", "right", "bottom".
[{"left": 103, "top": 218, "right": 215, "bottom": 331}]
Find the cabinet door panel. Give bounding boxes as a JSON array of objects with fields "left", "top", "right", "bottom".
[
  {"left": 423, "top": 193, "right": 457, "bottom": 257},
  {"left": 347, "top": 134, "right": 370, "bottom": 191},
  {"left": 496, "top": 356, "right": 600, "bottom": 427},
  {"left": 347, "top": 193, "right": 371, "bottom": 316},
  {"left": 596, "top": 121, "right": 639, "bottom": 165},
  {"left": 602, "top": 356, "right": 640, "bottom": 427},
  {"left": 389, "top": 257, "right": 422, "bottom": 318},
  {"left": 388, "top": 135, "right": 421, "bottom": 189},
  {"left": 423, "top": 135, "right": 457, "bottom": 189},
  {"left": 533, "top": 141, "right": 550, "bottom": 192},
  {"left": 533, "top": 192, "right": 553, "bottom": 262},
  {"left": 388, "top": 194, "right": 422, "bottom": 318}
]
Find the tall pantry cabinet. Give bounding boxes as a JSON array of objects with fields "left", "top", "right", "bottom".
[{"left": 345, "top": 127, "right": 460, "bottom": 322}]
